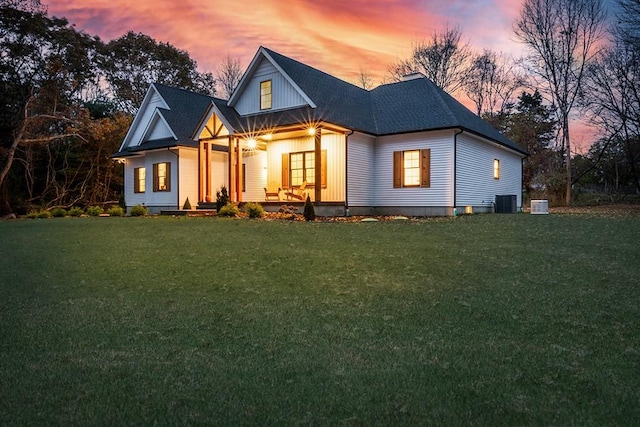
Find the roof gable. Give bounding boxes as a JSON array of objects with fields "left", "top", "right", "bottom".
[{"left": 141, "top": 110, "right": 176, "bottom": 142}]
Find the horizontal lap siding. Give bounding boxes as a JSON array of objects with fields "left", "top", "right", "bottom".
[
  {"left": 125, "top": 157, "right": 145, "bottom": 208},
  {"left": 456, "top": 134, "right": 523, "bottom": 207},
  {"left": 234, "top": 59, "right": 307, "bottom": 115},
  {"left": 266, "top": 133, "right": 345, "bottom": 202},
  {"left": 178, "top": 148, "right": 198, "bottom": 208},
  {"left": 243, "top": 150, "right": 267, "bottom": 202},
  {"left": 145, "top": 151, "right": 178, "bottom": 208},
  {"left": 374, "top": 131, "right": 454, "bottom": 207},
  {"left": 347, "top": 133, "right": 375, "bottom": 206}
]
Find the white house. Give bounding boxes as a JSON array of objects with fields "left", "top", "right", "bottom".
[{"left": 113, "top": 46, "right": 526, "bottom": 216}]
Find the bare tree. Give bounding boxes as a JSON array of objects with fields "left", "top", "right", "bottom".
[
  {"left": 514, "top": 0, "right": 607, "bottom": 205},
  {"left": 464, "top": 50, "right": 524, "bottom": 116},
  {"left": 618, "top": 0, "right": 640, "bottom": 49},
  {"left": 387, "top": 26, "right": 471, "bottom": 93},
  {"left": 357, "top": 68, "right": 375, "bottom": 90},
  {"left": 216, "top": 55, "right": 243, "bottom": 100}
]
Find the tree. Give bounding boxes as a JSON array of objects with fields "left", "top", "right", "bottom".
[
  {"left": 464, "top": 50, "right": 523, "bottom": 116},
  {"left": 216, "top": 55, "right": 243, "bottom": 100},
  {"left": 514, "top": 0, "right": 607, "bottom": 205},
  {"left": 99, "top": 31, "right": 216, "bottom": 113},
  {"left": 0, "top": 6, "right": 97, "bottom": 211},
  {"left": 388, "top": 26, "right": 471, "bottom": 93},
  {"left": 356, "top": 68, "right": 375, "bottom": 90},
  {"left": 486, "top": 91, "right": 558, "bottom": 197},
  {"left": 618, "top": 0, "right": 640, "bottom": 49}
]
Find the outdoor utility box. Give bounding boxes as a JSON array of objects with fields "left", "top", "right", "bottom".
[
  {"left": 495, "top": 195, "right": 517, "bottom": 213},
  {"left": 530, "top": 199, "right": 549, "bottom": 214}
]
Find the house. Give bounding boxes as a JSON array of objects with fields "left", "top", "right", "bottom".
[{"left": 113, "top": 46, "right": 526, "bottom": 216}]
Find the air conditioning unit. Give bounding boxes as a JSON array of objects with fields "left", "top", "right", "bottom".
[{"left": 530, "top": 199, "right": 549, "bottom": 215}]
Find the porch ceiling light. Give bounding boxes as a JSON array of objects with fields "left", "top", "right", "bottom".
[
  {"left": 246, "top": 138, "right": 257, "bottom": 150},
  {"left": 307, "top": 126, "right": 316, "bottom": 136},
  {"left": 262, "top": 133, "right": 273, "bottom": 141}
]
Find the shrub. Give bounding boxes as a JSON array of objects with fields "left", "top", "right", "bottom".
[
  {"left": 216, "top": 185, "right": 229, "bottom": 211},
  {"left": 51, "top": 208, "right": 67, "bottom": 218},
  {"left": 86, "top": 206, "right": 103, "bottom": 217},
  {"left": 218, "top": 203, "right": 239, "bottom": 217},
  {"left": 37, "top": 210, "right": 51, "bottom": 219},
  {"left": 245, "top": 202, "right": 264, "bottom": 218},
  {"left": 130, "top": 204, "right": 147, "bottom": 217},
  {"left": 68, "top": 207, "right": 84, "bottom": 217},
  {"left": 303, "top": 195, "right": 316, "bottom": 221},
  {"left": 107, "top": 206, "right": 124, "bottom": 217},
  {"left": 183, "top": 197, "right": 192, "bottom": 210},
  {"left": 27, "top": 210, "right": 39, "bottom": 219}
]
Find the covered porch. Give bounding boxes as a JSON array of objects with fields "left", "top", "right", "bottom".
[{"left": 195, "top": 109, "right": 349, "bottom": 211}]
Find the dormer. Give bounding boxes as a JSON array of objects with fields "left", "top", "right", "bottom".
[{"left": 228, "top": 46, "right": 315, "bottom": 116}]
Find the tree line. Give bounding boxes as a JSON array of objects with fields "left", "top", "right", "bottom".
[
  {"left": 2, "top": 0, "right": 638, "bottom": 214},
  {"left": 382, "top": 0, "right": 640, "bottom": 205}
]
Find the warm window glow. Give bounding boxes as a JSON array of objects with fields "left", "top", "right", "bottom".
[
  {"left": 157, "top": 163, "right": 168, "bottom": 190},
  {"left": 134, "top": 167, "right": 145, "bottom": 193},
  {"left": 260, "top": 80, "right": 272, "bottom": 110},
  {"left": 403, "top": 150, "right": 420, "bottom": 186},
  {"left": 290, "top": 151, "right": 315, "bottom": 186},
  {"left": 494, "top": 159, "right": 500, "bottom": 179}
]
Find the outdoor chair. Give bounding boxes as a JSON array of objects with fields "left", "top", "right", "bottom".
[
  {"left": 264, "top": 187, "right": 281, "bottom": 201},
  {"left": 285, "top": 181, "right": 308, "bottom": 201}
]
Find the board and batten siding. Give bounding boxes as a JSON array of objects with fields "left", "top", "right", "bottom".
[
  {"left": 145, "top": 115, "right": 173, "bottom": 141},
  {"left": 265, "top": 132, "right": 345, "bottom": 202},
  {"left": 456, "top": 133, "right": 524, "bottom": 208},
  {"left": 234, "top": 58, "right": 307, "bottom": 115},
  {"left": 347, "top": 132, "right": 375, "bottom": 207},
  {"left": 124, "top": 90, "right": 167, "bottom": 149},
  {"left": 178, "top": 148, "right": 198, "bottom": 208},
  {"left": 374, "top": 131, "right": 454, "bottom": 207}
]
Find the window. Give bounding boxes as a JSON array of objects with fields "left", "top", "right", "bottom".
[
  {"left": 260, "top": 80, "right": 272, "bottom": 110},
  {"left": 134, "top": 167, "right": 145, "bottom": 193},
  {"left": 281, "top": 150, "right": 327, "bottom": 189},
  {"left": 153, "top": 162, "right": 171, "bottom": 192},
  {"left": 494, "top": 159, "right": 500, "bottom": 179},
  {"left": 393, "top": 149, "right": 430, "bottom": 188}
]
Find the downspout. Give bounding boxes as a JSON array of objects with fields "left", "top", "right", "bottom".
[
  {"left": 168, "top": 148, "right": 180, "bottom": 209},
  {"left": 453, "top": 128, "right": 463, "bottom": 216},
  {"left": 344, "top": 129, "right": 354, "bottom": 216}
]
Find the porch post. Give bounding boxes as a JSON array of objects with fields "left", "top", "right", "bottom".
[
  {"left": 229, "top": 136, "right": 236, "bottom": 203},
  {"left": 199, "top": 141, "right": 205, "bottom": 203},
  {"left": 314, "top": 127, "right": 322, "bottom": 203},
  {"left": 205, "top": 142, "right": 212, "bottom": 202},
  {"left": 236, "top": 139, "right": 243, "bottom": 203}
]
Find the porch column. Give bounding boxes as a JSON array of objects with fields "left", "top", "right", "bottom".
[
  {"left": 314, "top": 127, "right": 322, "bottom": 203},
  {"left": 205, "top": 142, "right": 212, "bottom": 202},
  {"left": 236, "top": 139, "right": 243, "bottom": 203},
  {"left": 199, "top": 141, "right": 205, "bottom": 202},
  {"left": 229, "top": 136, "right": 236, "bottom": 203}
]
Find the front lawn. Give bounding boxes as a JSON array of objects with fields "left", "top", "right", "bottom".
[{"left": 1, "top": 212, "right": 638, "bottom": 425}]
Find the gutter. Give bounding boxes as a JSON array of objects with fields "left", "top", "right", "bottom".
[
  {"left": 453, "top": 128, "right": 463, "bottom": 215},
  {"left": 344, "top": 129, "right": 354, "bottom": 216}
]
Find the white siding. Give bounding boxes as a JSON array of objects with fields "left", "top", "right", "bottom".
[
  {"left": 145, "top": 151, "right": 179, "bottom": 209},
  {"left": 124, "top": 156, "right": 146, "bottom": 208},
  {"left": 456, "top": 133, "right": 524, "bottom": 208},
  {"left": 178, "top": 148, "right": 198, "bottom": 208},
  {"left": 211, "top": 151, "right": 228, "bottom": 196},
  {"left": 374, "top": 131, "right": 454, "bottom": 207},
  {"left": 265, "top": 132, "right": 345, "bottom": 202},
  {"left": 347, "top": 132, "right": 375, "bottom": 206},
  {"left": 234, "top": 58, "right": 307, "bottom": 115},
  {"left": 242, "top": 150, "right": 268, "bottom": 202},
  {"left": 124, "top": 90, "right": 167, "bottom": 149}
]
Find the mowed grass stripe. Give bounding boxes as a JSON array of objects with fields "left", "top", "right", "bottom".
[{"left": 0, "top": 214, "right": 638, "bottom": 425}]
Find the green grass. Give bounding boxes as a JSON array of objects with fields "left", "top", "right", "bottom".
[{"left": 1, "top": 213, "right": 639, "bottom": 425}]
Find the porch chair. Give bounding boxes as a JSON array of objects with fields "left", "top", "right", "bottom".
[
  {"left": 285, "top": 181, "right": 308, "bottom": 201},
  {"left": 264, "top": 187, "right": 281, "bottom": 201}
]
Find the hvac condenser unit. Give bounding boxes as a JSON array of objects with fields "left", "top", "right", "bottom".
[{"left": 530, "top": 199, "right": 549, "bottom": 215}]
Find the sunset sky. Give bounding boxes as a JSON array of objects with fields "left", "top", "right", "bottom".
[{"left": 44, "top": 0, "right": 614, "bottom": 150}]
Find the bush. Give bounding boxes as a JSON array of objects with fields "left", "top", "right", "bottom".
[
  {"left": 303, "top": 195, "right": 316, "bottom": 221},
  {"left": 27, "top": 210, "right": 39, "bottom": 219},
  {"left": 218, "top": 203, "right": 239, "bottom": 217},
  {"left": 216, "top": 185, "right": 229, "bottom": 211},
  {"left": 37, "top": 210, "right": 51, "bottom": 219},
  {"left": 107, "top": 206, "right": 124, "bottom": 217},
  {"left": 51, "top": 208, "right": 67, "bottom": 218},
  {"left": 130, "top": 204, "right": 147, "bottom": 217},
  {"left": 68, "top": 207, "right": 84, "bottom": 217},
  {"left": 244, "top": 202, "right": 264, "bottom": 218},
  {"left": 86, "top": 206, "right": 103, "bottom": 217},
  {"left": 183, "top": 197, "right": 192, "bottom": 210}
]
